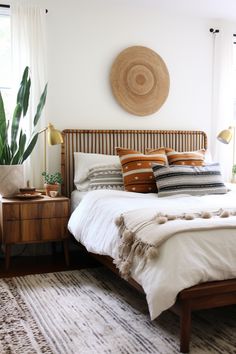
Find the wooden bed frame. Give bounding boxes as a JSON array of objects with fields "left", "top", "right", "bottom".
[{"left": 61, "top": 129, "right": 236, "bottom": 353}]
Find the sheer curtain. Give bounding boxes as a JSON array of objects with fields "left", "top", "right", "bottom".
[
  {"left": 211, "top": 23, "right": 235, "bottom": 181},
  {"left": 11, "top": 0, "right": 47, "bottom": 188}
]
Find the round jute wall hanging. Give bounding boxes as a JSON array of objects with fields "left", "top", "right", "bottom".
[{"left": 110, "top": 46, "right": 170, "bottom": 116}]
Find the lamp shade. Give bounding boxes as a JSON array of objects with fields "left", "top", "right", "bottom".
[
  {"left": 217, "top": 127, "right": 233, "bottom": 144},
  {"left": 47, "top": 123, "right": 63, "bottom": 145}
]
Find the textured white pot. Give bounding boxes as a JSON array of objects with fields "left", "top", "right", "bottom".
[{"left": 0, "top": 165, "right": 24, "bottom": 197}]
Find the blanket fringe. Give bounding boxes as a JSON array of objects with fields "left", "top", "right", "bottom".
[{"left": 115, "top": 208, "right": 235, "bottom": 279}]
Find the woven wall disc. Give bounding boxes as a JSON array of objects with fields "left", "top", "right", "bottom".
[{"left": 110, "top": 46, "right": 170, "bottom": 116}]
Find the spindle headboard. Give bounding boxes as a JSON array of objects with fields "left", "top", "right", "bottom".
[{"left": 61, "top": 129, "right": 207, "bottom": 197}]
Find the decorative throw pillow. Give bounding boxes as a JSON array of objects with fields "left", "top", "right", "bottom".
[
  {"left": 146, "top": 148, "right": 205, "bottom": 166},
  {"left": 74, "top": 152, "right": 121, "bottom": 191},
  {"left": 116, "top": 147, "right": 167, "bottom": 193},
  {"left": 165, "top": 148, "right": 205, "bottom": 166},
  {"left": 152, "top": 163, "right": 227, "bottom": 197},
  {"left": 87, "top": 164, "right": 124, "bottom": 191}
]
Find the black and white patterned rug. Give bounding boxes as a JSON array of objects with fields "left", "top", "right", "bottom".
[{"left": 0, "top": 268, "right": 235, "bottom": 354}]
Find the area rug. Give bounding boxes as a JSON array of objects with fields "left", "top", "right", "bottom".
[{"left": 0, "top": 268, "right": 235, "bottom": 354}]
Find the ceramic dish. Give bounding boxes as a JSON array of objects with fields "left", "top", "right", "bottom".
[
  {"left": 14, "top": 192, "right": 43, "bottom": 199},
  {"left": 19, "top": 187, "right": 36, "bottom": 194}
]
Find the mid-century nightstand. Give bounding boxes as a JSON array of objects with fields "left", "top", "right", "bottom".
[{"left": 0, "top": 196, "right": 70, "bottom": 269}]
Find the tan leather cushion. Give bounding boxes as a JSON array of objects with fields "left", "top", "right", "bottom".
[{"left": 116, "top": 147, "right": 167, "bottom": 193}]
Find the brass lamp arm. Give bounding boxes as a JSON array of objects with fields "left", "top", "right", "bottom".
[
  {"left": 38, "top": 126, "right": 48, "bottom": 134},
  {"left": 37, "top": 123, "right": 63, "bottom": 173}
]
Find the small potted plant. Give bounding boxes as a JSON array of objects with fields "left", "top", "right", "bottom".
[{"left": 42, "top": 171, "right": 63, "bottom": 197}]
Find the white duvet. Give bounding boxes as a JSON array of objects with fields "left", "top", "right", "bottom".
[{"left": 68, "top": 188, "right": 236, "bottom": 320}]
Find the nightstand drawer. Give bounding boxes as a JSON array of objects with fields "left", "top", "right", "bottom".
[
  {"left": 21, "top": 218, "right": 68, "bottom": 242},
  {"left": 20, "top": 201, "right": 69, "bottom": 219},
  {"left": 3, "top": 204, "right": 20, "bottom": 220},
  {"left": 1, "top": 221, "right": 20, "bottom": 243}
]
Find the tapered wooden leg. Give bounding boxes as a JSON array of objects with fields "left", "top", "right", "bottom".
[
  {"left": 5, "top": 244, "right": 11, "bottom": 270},
  {"left": 63, "top": 238, "right": 69, "bottom": 266},
  {"left": 180, "top": 301, "right": 191, "bottom": 353}
]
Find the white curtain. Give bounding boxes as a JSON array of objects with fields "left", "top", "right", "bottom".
[
  {"left": 11, "top": 0, "right": 47, "bottom": 188},
  {"left": 211, "top": 23, "right": 235, "bottom": 181}
]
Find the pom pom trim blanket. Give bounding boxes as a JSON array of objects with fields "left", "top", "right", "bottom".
[{"left": 115, "top": 208, "right": 236, "bottom": 279}]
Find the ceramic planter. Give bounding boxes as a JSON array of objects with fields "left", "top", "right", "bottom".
[
  {"left": 44, "top": 183, "right": 60, "bottom": 197},
  {"left": 0, "top": 165, "right": 24, "bottom": 197}
]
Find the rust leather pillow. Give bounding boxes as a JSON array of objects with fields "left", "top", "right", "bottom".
[{"left": 116, "top": 147, "right": 167, "bottom": 193}]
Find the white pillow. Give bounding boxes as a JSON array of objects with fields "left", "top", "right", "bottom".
[{"left": 74, "top": 152, "right": 121, "bottom": 191}]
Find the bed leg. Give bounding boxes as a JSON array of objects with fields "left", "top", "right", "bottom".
[{"left": 180, "top": 301, "right": 191, "bottom": 353}]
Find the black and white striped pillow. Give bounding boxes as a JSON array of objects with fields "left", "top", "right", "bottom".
[
  {"left": 152, "top": 163, "right": 227, "bottom": 197},
  {"left": 87, "top": 164, "right": 124, "bottom": 191}
]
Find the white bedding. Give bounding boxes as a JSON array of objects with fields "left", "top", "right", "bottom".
[
  {"left": 68, "top": 188, "right": 236, "bottom": 320},
  {"left": 70, "top": 190, "right": 88, "bottom": 212}
]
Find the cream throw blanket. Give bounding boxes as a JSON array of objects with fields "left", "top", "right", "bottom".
[{"left": 115, "top": 208, "right": 236, "bottom": 279}]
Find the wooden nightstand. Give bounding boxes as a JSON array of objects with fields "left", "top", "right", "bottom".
[{"left": 0, "top": 196, "right": 70, "bottom": 269}]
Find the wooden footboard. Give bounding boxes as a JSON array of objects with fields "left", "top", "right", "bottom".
[{"left": 177, "top": 279, "right": 236, "bottom": 353}]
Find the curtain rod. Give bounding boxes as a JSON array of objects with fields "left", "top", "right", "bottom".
[
  {"left": 209, "top": 28, "right": 219, "bottom": 34},
  {"left": 210, "top": 27, "right": 236, "bottom": 43},
  {"left": 210, "top": 28, "right": 236, "bottom": 37},
  {"left": 0, "top": 3, "right": 48, "bottom": 13}
]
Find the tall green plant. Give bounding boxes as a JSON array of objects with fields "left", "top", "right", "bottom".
[{"left": 0, "top": 66, "right": 47, "bottom": 165}]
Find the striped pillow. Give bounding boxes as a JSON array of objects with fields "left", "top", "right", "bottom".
[
  {"left": 116, "top": 148, "right": 167, "bottom": 193},
  {"left": 146, "top": 148, "right": 205, "bottom": 166},
  {"left": 166, "top": 148, "right": 205, "bottom": 166},
  {"left": 87, "top": 164, "right": 124, "bottom": 190},
  {"left": 152, "top": 163, "right": 227, "bottom": 197}
]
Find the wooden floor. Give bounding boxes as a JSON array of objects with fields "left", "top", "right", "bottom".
[{"left": 0, "top": 248, "right": 99, "bottom": 278}]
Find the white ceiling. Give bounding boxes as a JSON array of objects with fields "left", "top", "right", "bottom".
[{"left": 132, "top": 0, "right": 236, "bottom": 21}]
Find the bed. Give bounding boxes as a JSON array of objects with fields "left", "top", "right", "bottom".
[{"left": 61, "top": 129, "right": 236, "bottom": 353}]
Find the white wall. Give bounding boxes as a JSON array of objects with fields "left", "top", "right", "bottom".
[
  {"left": 8, "top": 0, "right": 214, "bottom": 173},
  {"left": 45, "top": 0, "right": 212, "bottom": 129}
]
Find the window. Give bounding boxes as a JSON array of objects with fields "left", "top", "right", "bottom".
[{"left": 0, "top": 7, "right": 13, "bottom": 118}]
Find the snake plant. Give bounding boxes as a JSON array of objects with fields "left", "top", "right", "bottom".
[{"left": 0, "top": 66, "right": 47, "bottom": 164}]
